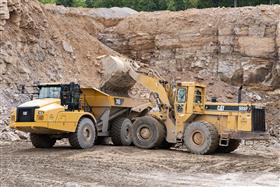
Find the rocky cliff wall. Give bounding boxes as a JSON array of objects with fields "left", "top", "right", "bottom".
[
  {"left": 0, "top": 0, "right": 119, "bottom": 128},
  {"left": 99, "top": 6, "right": 280, "bottom": 90}
]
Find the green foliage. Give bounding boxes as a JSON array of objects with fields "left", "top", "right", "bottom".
[
  {"left": 40, "top": 0, "right": 56, "bottom": 4},
  {"left": 85, "top": 0, "right": 94, "bottom": 7},
  {"left": 56, "top": 0, "right": 73, "bottom": 7},
  {"left": 73, "top": 0, "right": 86, "bottom": 7},
  {"left": 38, "top": 0, "right": 280, "bottom": 10}
]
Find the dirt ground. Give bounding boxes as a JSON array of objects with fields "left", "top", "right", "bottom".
[{"left": 0, "top": 141, "right": 279, "bottom": 187}]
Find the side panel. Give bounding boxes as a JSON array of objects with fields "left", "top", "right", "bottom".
[
  {"left": 192, "top": 111, "right": 252, "bottom": 133},
  {"left": 53, "top": 111, "right": 97, "bottom": 132},
  {"left": 11, "top": 112, "right": 96, "bottom": 134}
]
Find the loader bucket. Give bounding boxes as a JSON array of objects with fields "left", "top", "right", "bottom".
[{"left": 98, "top": 55, "right": 137, "bottom": 95}]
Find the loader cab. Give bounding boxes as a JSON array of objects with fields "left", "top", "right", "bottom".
[
  {"left": 38, "top": 82, "right": 81, "bottom": 111},
  {"left": 175, "top": 82, "right": 206, "bottom": 114}
]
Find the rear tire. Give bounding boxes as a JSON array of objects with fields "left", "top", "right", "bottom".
[
  {"left": 132, "top": 116, "right": 166, "bottom": 149},
  {"left": 216, "top": 139, "right": 241, "bottom": 153},
  {"left": 111, "top": 117, "right": 133, "bottom": 146},
  {"left": 69, "top": 118, "right": 96, "bottom": 149},
  {"left": 30, "top": 133, "right": 56, "bottom": 148},
  {"left": 184, "top": 121, "right": 219, "bottom": 155}
]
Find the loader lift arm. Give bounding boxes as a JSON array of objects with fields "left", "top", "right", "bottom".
[{"left": 128, "top": 69, "right": 171, "bottom": 108}]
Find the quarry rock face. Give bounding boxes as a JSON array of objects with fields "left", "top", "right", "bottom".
[{"left": 99, "top": 5, "right": 280, "bottom": 90}]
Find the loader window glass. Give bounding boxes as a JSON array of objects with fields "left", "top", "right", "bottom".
[
  {"left": 177, "top": 88, "right": 186, "bottom": 103},
  {"left": 195, "top": 89, "right": 202, "bottom": 104},
  {"left": 39, "top": 86, "right": 61, "bottom": 99}
]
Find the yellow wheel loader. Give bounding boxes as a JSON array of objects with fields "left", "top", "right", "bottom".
[
  {"left": 10, "top": 83, "right": 150, "bottom": 148},
  {"left": 99, "top": 56, "right": 269, "bottom": 154}
]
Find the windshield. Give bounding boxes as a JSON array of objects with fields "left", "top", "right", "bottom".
[{"left": 38, "top": 86, "right": 61, "bottom": 99}]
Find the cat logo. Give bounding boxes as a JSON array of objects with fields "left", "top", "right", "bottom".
[
  {"left": 217, "top": 105, "right": 225, "bottom": 111},
  {"left": 114, "top": 98, "right": 124, "bottom": 106}
]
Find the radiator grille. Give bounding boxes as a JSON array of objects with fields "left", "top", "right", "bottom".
[
  {"left": 16, "top": 107, "right": 37, "bottom": 122},
  {"left": 252, "top": 107, "right": 266, "bottom": 132}
]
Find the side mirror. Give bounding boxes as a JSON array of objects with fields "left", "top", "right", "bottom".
[
  {"left": 19, "top": 85, "right": 25, "bottom": 94},
  {"left": 238, "top": 85, "right": 243, "bottom": 103}
]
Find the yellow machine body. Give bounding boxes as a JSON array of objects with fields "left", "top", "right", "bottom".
[
  {"left": 146, "top": 81, "right": 267, "bottom": 143},
  {"left": 10, "top": 86, "right": 149, "bottom": 135}
]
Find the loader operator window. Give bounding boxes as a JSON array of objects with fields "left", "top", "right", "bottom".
[
  {"left": 39, "top": 86, "right": 61, "bottom": 99},
  {"left": 195, "top": 89, "right": 202, "bottom": 104},
  {"left": 177, "top": 88, "right": 186, "bottom": 103}
]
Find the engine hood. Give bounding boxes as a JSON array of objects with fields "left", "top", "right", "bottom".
[{"left": 18, "top": 98, "right": 61, "bottom": 108}]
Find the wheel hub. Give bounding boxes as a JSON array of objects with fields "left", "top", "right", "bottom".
[
  {"left": 83, "top": 127, "right": 91, "bottom": 140},
  {"left": 124, "top": 126, "right": 130, "bottom": 139},
  {"left": 192, "top": 131, "right": 204, "bottom": 145},
  {"left": 139, "top": 127, "right": 151, "bottom": 139}
]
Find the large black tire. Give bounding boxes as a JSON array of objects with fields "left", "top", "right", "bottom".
[
  {"left": 68, "top": 118, "right": 96, "bottom": 149},
  {"left": 216, "top": 139, "right": 241, "bottom": 153},
  {"left": 132, "top": 116, "right": 166, "bottom": 149},
  {"left": 184, "top": 121, "right": 219, "bottom": 155},
  {"left": 30, "top": 133, "right": 56, "bottom": 148},
  {"left": 111, "top": 117, "right": 133, "bottom": 146}
]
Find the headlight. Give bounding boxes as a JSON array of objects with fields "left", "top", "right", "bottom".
[
  {"left": 38, "top": 111, "right": 44, "bottom": 115},
  {"left": 11, "top": 114, "right": 16, "bottom": 122}
]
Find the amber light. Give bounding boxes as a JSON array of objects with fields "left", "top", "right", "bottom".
[
  {"left": 11, "top": 115, "right": 15, "bottom": 122},
  {"left": 37, "top": 115, "right": 44, "bottom": 121}
]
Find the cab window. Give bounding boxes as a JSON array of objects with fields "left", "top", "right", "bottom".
[
  {"left": 177, "top": 88, "right": 186, "bottom": 103},
  {"left": 194, "top": 89, "right": 202, "bottom": 104},
  {"left": 39, "top": 86, "right": 61, "bottom": 99}
]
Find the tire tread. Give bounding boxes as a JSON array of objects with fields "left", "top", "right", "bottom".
[
  {"left": 184, "top": 121, "right": 219, "bottom": 155},
  {"left": 111, "top": 117, "right": 127, "bottom": 146},
  {"left": 30, "top": 133, "right": 56, "bottom": 148}
]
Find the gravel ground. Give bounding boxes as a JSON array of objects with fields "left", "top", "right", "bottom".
[{"left": 0, "top": 141, "right": 279, "bottom": 187}]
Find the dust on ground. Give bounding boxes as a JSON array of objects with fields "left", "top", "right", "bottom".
[{"left": 0, "top": 141, "right": 279, "bottom": 187}]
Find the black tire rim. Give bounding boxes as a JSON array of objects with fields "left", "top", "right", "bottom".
[
  {"left": 122, "top": 123, "right": 131, "bottom": 141},
  {"left": 191, "top": 130, "right": 205, "bottom": 145},
  {"left": 81, "top": 124, "right": 94, "bottom": 144},
  {"left": 136, "top": 124, "right": 153, "bottom": 141}
]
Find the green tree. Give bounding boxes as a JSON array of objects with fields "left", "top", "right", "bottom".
[
  {"left": 85, "top": 0, "right": 94, "bottom": 7},
  {"left": 40, "top": 0, "right": 56, "bottom": 4},
  {"left": 38, "top": 0, "right": 280, "bottom": 9},
  {"left": 155, "top": 0, "right": 168, "bottom": 10},
  {"left": 186, "top": 0, "right": 200, "bottom": 8},
  {"left": 137, "top": 0, "right": 157, "bottom": 11},
  {"left": 176, "top": 0, "right": 186, "bottom": 10},
  {"left": 73, "top": 0, "right": 86, "bottom": 7},
  {"left": 166, "top": 0, "right": 176, "bottom": 10},
  {"left": 56, "top": 0, "right": 74, "bottom": 6}
]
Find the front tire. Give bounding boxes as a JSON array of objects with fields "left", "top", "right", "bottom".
[
  {"left": 30, "top": 133, "right": 56, "bottom": 148},
  {"left": 69, "top": 118, "right": 96, "bottom": 149},
  {"left": 132, "top": 116, "right": 166, "bottom": 149},
  {"left": 184, "top": 121, "right": 219, "bottom": 155}
]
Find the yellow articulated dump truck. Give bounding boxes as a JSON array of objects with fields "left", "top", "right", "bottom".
[
  {"left": 10, "top": 83, "right": 150, "bottom": 149},
  {"left": 99, "top": 56, "right": 269, "bottom": 154}
]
